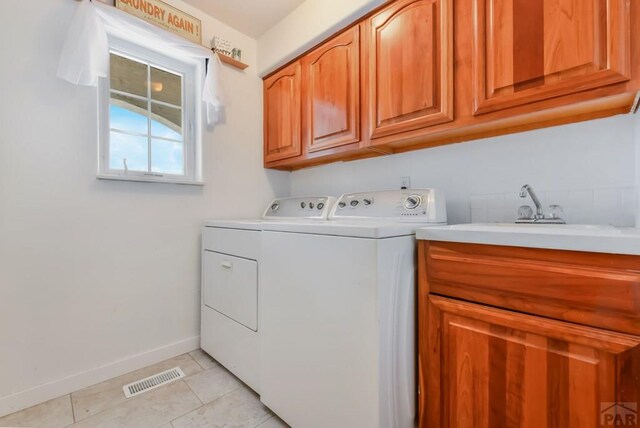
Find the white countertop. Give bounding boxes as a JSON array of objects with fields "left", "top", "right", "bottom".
[{"left": 416, "top": 223, "right": 640, "bottom": 256}]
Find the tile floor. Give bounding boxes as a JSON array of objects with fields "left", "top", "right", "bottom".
[{"left": 0, "top": 350, "right": 289, "bottom": 428}]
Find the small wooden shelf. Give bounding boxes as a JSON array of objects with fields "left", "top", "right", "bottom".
[{"left": 215, "top": 52, "right": 249, "bottom": 70}]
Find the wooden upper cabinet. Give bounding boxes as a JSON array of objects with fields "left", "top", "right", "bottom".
[
  {"left": 473, "top": 0, "right": 631, "bottom": 115},
  {"left": 263, "top": 0, "right": 639, "bottom": 170},
  {"left": 303, "top": 26, "right": 360, "bottom": 153},
  {"left": 366, "top": 0, "right": 453, "bottom": 141},
  {"left": 264, "top": 61, "right": 302, "bottom": 163},
  {"left": 423, "top": 296, "right": 640, "bottom": 428}
]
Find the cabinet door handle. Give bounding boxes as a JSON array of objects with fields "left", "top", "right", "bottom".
[{"left": 221, "top": 260, "right": 233, "bottom": 270}]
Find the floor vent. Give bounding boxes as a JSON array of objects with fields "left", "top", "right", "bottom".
[{"left": 123, "top": 367, "right": 185, "bottom": 398}]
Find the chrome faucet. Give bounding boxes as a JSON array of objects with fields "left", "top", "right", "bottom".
[
  {"left": 519, "top": 184, "right": 544, "bottom": 219},
  {"left": 516, "top": 184, "right": 566, "bottom": 224}
]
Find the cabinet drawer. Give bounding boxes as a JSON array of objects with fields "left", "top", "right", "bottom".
[{"left": 422, "top": 241, "right": 640, "bottom": 335}]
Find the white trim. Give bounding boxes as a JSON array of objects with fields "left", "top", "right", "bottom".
[
  {"left": 0, "top": 336, "right": 200, "bottom": 418},
  {"left": 98, "top": 37, "right": 204, "bottom": 185},
  {"left": 97, "top": 174, "right": 205, "bottom": 186}
]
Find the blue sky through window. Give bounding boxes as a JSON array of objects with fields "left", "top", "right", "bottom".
[{"left": 109, "top": 104, "right": 184, "bottom": 175}]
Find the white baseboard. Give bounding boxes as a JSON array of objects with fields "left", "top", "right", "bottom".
[{"left": 0, "top": 335, "right": 200, "bottom": 418}]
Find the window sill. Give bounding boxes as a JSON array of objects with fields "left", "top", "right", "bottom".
[{"left": 97, "top": 174, "right": 205, "bottom": 186}]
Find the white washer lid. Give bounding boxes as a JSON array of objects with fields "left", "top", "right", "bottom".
[{"left": 261, "top": 220, "right": 446, "bottom": 239}]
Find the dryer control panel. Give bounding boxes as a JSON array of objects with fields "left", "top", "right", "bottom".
[
  {"left": 263, "top": 196, "right": 336, "bottom": 220},
  {"left": 330, "top": 189, "right": 447, "bottom": 223}
]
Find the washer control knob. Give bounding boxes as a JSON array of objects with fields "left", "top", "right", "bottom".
[
  {"left": 363, "top": 198, "right": 373, "bottom": 206},
  {"left": 317, "top": 202, "right": 325, "bottom": 210},
  {"left": 271, "top": 202, "right": 280, "bottom": 212},
  {"left": 338, "top": 201, "right": 346, "bottom": 209},
  {"left": 300, "top": 202, "right": 307, "bottom": 209},
  {"left": 350, "top": 200, "right": 359, "bottom": 207},
  {"left": 403, "top": 195, "right": 422, "bottom": 210},
  {"left": 309, "top": 202, "right": 315, "bottom": 209}
]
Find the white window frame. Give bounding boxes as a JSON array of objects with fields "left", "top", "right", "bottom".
[{"left": 98, "top": 37, "right": 204, "bottom": 185}]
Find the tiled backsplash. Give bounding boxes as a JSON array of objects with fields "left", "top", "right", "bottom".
[{"left": 470, "top": 187, "right": 638, "bottom": 227}]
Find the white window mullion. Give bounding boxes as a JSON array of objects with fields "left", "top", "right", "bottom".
[
  {"left": 181, "top": 75, "right": 187, "bottom": 175},
  {"left": 146, "top": 62, "right": 152, "bottom": 174}
]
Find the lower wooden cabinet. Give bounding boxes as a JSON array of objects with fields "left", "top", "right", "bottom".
[
  {"left": 422, "top": 296, "right": 640, "bottom": 428},
  {"left": 418, "top": 241, "right": 640, "bottom": 427}
]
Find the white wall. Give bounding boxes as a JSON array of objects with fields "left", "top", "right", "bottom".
[
  {"left": 291, "top": 115, "right": 639, "bottom": 225},
  {"left": 0, "top": 0, "right": 288, "bottom": 416},
  {"left": 257, "top": 0, "right": 385, "bottom": 76}
]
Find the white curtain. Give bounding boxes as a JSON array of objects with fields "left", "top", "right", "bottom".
[{"left": 57, "top": 0, "right": 225, "bottom": 126}]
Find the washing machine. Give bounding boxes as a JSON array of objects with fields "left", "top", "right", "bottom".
[
  {"left": 200, "top": 196, "right": 335, "bottom": 393},
  {"left": 260, "top": 189, "right": 447, "bottom": 428}
]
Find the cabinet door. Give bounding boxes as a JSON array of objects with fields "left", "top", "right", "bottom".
[
  {"left": 367, "top": 0, "right": 453, "bottom": 140},
  {"left": 303, "top": 26, "right": 360, "bottom": 153},
  {"left": 473, "top": 0, "right": 631, "bottom": 115},
  {"left": 264, "top": 62, "right": 302, "bottom": 163},
  {"left": 421, "top": 296, "right": 640, "bottom": 428}
]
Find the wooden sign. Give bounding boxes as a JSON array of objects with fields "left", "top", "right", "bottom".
[{"left": 115, "top": 0, "right": 202, "bottom": 44}]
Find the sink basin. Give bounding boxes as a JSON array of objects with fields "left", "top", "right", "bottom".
[
  {"left": 465, "top": 223, "right": 615, "bottom": 230},
  {"left": 449, "top": 223, "right": 620, "bottom": 235}
]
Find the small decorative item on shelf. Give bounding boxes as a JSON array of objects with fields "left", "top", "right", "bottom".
[
  {"left": 211, "top": 36, "right": 233, "bottom": 56},
  {"left": 211, "top": 36, "right": 248, "bottom": 70}
]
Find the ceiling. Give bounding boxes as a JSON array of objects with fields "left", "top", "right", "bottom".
[{"left": 182, "top": 0, "right": 307, "bottom": 38}]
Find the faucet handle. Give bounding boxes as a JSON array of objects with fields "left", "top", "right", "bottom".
[
  {"left": 517, "top": 205, "right": 534, "bottom": 220},
  {"left": 548, "top": 205, "right": 564, "bottom": 220}
]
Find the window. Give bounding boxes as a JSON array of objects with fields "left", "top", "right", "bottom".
[{"left": 98, "top": 38, "right": 202, "bottom": 184}]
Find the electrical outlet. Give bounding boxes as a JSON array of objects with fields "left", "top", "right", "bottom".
[{"left": 400, "top": 176, "right": 411, "bottom": 189}]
